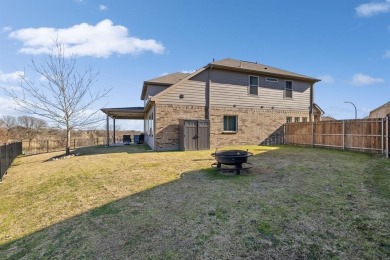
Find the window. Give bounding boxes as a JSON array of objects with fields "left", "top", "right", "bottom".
[
  {"left": 223, "top": 115, "right": 237, "bottom": 132},
  {"left": 286, "top": 117, "right": 292, "bottom": 123},
  {"left": 294, "top": 117, "right": 300, "bottom": 123},
  {"left": 266, "top": 77, "right": 278, "bottom": 82},
  {"left": 249, "top": 76, "right": 259, "bottom": 95},
  {"left": 285, "top": 81, "right": 293, "bottom": 98},
  {"left": 302, "top": 117, "right": 308, "bottom": 122}
]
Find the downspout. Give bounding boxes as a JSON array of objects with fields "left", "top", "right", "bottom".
[
  {"left": 206, "top": 66, "right": 212, "bottom": 119},
  {"left": 309, "top": 83, "right": 314, "bottom": 122}
]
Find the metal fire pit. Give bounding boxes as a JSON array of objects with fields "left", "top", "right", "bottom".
[{"left": 211, "top": 149, "right": 253, "bottom": 175}]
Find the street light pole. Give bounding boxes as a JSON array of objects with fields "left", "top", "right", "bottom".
[{"left": 344, "top": 101, "right": 357, "bottom": 119}]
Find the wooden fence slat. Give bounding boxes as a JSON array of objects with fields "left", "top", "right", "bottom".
[{"left": 285, "top": 118, "right": 386, "bottom": 156}]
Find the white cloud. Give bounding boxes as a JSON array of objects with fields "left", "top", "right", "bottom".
[
  {"left": 384, "top": 50, "right": 390, "bottom": 58},
  {"left": 318, "top": 74, "right": 334, "bottom": 84},
  {"left": 0, "top": 96, "right": 21, "bottom": 116},
  {"left": 9, "top": 19, "right": 165, "bottom": 58},
  {"left": 1, "top": 26, "right": 12, "bottom": 33},
  {"left": 99, "top": 4, "right": 108, "bottom": 11},
  {"left": 351, "top": 73, "right": 385, "bottom": 85},
  {"left": 356, "top": 0, "right": 390, "bottom": 17},
  {"left": 0, "top": 71, "right": 23, "bottom": 82}
]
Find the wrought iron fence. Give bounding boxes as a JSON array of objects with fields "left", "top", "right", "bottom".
[
  {"left": 21, "top": 137, "right": 107, "bottom": 155},
  {"left": 0, "top": 142, "right": 22, "bottom": 182}
]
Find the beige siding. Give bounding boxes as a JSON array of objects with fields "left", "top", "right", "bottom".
[
  {"left": 369, "top": 104, "right": 390, "bottom": 118},
  {"left": 145, "top": 85, "right": 168, "bottom": 99},
  {"left": 156, "top": 79, "right": 206, "bottom": 106},
  {"left": 210, "top": 69, "right": 311, "bottom": 111}
]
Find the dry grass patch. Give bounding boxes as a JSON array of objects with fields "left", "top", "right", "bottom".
[{"left": 0, "top": 145, "right": 389, "bottom": 259}]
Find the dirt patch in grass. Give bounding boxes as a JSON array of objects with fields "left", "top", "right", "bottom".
[{"left": 0, "top": 145, "right": 389, "bottom": 258}]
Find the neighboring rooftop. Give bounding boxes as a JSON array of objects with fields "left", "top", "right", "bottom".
[
  {"left": 209, "top": 58, "right": 320, "bottom": 82},
  {"left": 370, "top": 101, "right": 390, "bottom": 113}
]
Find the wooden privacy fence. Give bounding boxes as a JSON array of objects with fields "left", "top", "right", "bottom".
[
  {"left": 0, "top": 142, "right": 22, "bottom": 182},
  {"left": 285, "top": 118, "right": 389, "bottom": 157}
]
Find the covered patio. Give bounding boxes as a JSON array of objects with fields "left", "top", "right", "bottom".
[{"left": 100, "top": 107, "right": 145, "bottom": 146}]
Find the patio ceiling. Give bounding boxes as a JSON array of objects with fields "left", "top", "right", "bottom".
[{"left": 100, "top": 107, "right": 145, "bottom": 120}]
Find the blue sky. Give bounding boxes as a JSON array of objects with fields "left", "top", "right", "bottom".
[{"left": 0, "top": 0, "right": 389, "bottom": 130}]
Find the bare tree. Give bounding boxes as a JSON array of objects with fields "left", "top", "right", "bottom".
[
  {"left": 17, "top": 116, "right": 47, "bottom": 143},
  {"left": 0, "top": 115, "right": 17, "bottom": 143},
  {"left": 1, "top": 42, "right": 110, "bottom": 154}
]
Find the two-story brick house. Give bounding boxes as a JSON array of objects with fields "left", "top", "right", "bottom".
[{"left": 102, "top": 58, "right": 320, "bottom": 151}]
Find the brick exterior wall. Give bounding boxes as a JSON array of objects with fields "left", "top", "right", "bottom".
[
  {"left": 155, "top": 104, "right": 205, "bottom": 151},
  {"left": 154, "top": 104, "right": 309, "bottom": 151},
  {"left": 209, "top": 107, "right": 308, "bottom": 148}
]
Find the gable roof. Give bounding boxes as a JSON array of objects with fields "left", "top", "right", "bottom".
[
  {"left": 141, "top": 72, "right": 190, "bottom": 99},
  {"left": 313, "top": 103, "right": 325, "bottom": 115},
  {"left": 209, "top": 58, "right": 320, "bottom": 83},
  {"left": 369, "top": 101, "right": 390, "bottom": 114}
]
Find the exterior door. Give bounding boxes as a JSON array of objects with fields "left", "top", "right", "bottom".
[
  {"left": 183, "top": 120, "right": 198, "bottom": 150},
  {"left": 197, "top": 120, "right": 210, "bottom": 150}
]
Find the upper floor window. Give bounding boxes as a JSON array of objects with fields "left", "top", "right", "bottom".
[
  {"left": 286, "top": 117, "right": 292, "bottom": 123},
  {"left": 266, "top": 77, "right": 278, "bottom": 82},
  {"left": 302, "top": 117, "right": 308, "bottom": 122},
  {"left": 249, "top": 76, "right": 259, "bottom": 95},
  {"left": 285, "top": 81, "right": 293, "bottom": 98},
  {"left": 223, "top": 115, "right": 237, "bottom": 132},
  {"left": 294, "top": 117, "right": 300, "bottom": 123}
]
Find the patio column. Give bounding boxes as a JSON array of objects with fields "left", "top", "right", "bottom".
[
  {"left": 106, "top": 114, "right": 110, "bottom": 146},
  {"left": 113, "top": 118, "right": 116, "bottom": 144}
]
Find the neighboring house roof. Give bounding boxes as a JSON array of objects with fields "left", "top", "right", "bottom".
[
  {"left": 369, "top": 101, "right": 390, "bottom": 114},
  {"left": 141, "top": 72, "right": 190, "bottom": 99},
  {"left": 209, "top": 58, "right": 321, "bottom": 83},
  {"left": 321, "top": 116, "right": 336, "bottom": 121},
  {"left": 313, "top": 103, "right": 325, "bottom": 115}
]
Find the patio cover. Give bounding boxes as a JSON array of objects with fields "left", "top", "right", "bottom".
[{"left": 100, "top": 107, "right": 145, "bottom": 119}]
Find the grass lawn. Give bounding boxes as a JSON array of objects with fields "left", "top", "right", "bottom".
[{"left": 0, "top": 145, "right": 389, "bottom": 259}]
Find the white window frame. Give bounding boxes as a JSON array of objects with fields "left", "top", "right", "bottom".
[
  {"left": 284, "top": 80, "right": 293, "bottom": 99},
  {"left": 223, "top": 115, "right": 238, "bottom": 133},
  {"left": 248, "top": 75, "right": 259, "bottom": 96},
  {"left": 266, "top": 77, "right": 278, "bottom": 82}
]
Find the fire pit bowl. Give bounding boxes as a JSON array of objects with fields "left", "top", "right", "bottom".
[{"left": 211, "top": 149, "right": 253, "bottom": 175}]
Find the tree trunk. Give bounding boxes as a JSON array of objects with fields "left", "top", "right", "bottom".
[{"left": 66, "top": 128, "right": 71, "bottom": 155}]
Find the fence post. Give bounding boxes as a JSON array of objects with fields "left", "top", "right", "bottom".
[
  {"left": 387, "top": 116, "right": 389, "bottom": 159},
  {"left": 284, "top": 123, "right": 286, "bottom": 145},
  {"left": 311, "top": 121, "right": 314, "bottom": 147},
  {"left": 382, "top": 118, "right": 384, "bottom": 155},
  {"left": 74, "top": 139, "right": 76, "bottom": 150},
  {"left": 47, "top": 140, "right": 49, "bottom": 153},
  {"left": 343, "top": 120, "right": 345, "bottom": 150}
]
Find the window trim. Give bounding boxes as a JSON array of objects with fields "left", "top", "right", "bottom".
[
  {"left": 248, "top": 75, "right": 259, "bottom": 96},
  {"left": 284, "top": 80, "right": 293, "bottom": 99},
  {"left": 223, "top": 115, "right": 238, "bottom": 133},
  {"left": 266, "top": 77, "right": 278, "bottom": 82}
]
